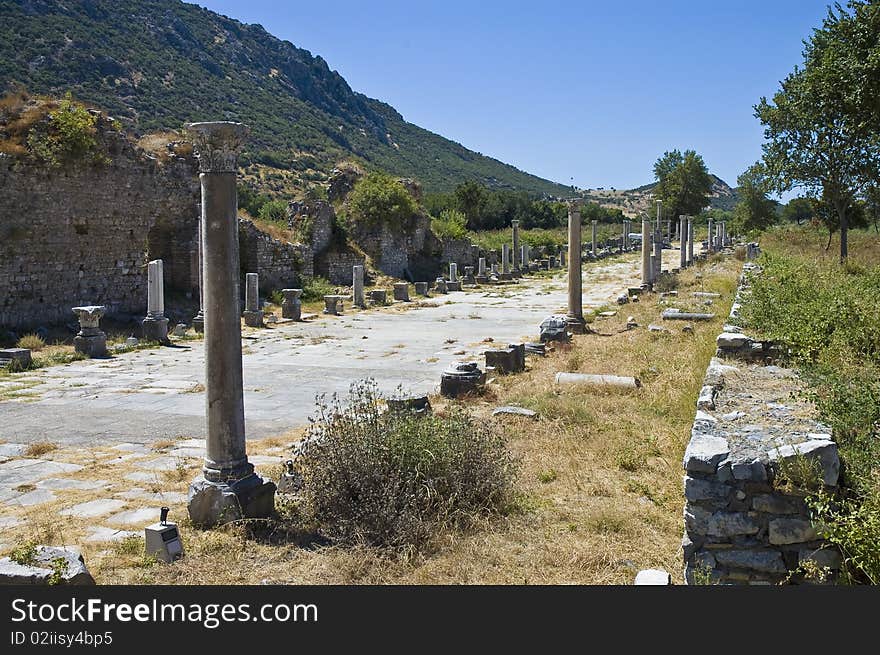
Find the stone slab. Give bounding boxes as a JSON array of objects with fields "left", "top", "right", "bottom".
[
  {"left": 60, "top": 499, "right": 126, "bottom": 518},
  {"left": 107, "top": 507, "right": 162, "bottom": 526}
]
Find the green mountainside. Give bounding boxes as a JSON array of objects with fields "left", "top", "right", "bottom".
[{"left": 0, "top": 0, "right": 572, "bottom": 196}]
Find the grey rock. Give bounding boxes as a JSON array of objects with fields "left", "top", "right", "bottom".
[
  {"left": 798, "top": 546, "right": 842, "bottom": 570},
  {"left": 684, "top": 476, "right": 732, "bottom": 503},
  {"left": 751, "top": 494, "right": 802, "bottom": 515},
  {"left": 683, "top": 434, "right": 729, "bottom": 473},
  {"left": 714, "top": 549, "right": 787, "bottom": 574},
  {"left": 731, "top": 459, "right": 767, "bottom": 482},
  {"left": 717, "top": 332, "right": 753, "bottom": 350},
  {"left": 684, "top": 505, "right": 712, "bottom": 536},
  {"left": 634, "top": 569, "right": 671, "bottom": 585},
  {"left": 707, "top": 511, "right": 761, "bottom": 537},
  {"left": 187, "top": 474, "right": 276, "bottom": 527},
  {"left": 769, "top": 518, "right": 817, "bottom": 545},
  {"left": 697, "top": 385, "right": 716, "bottom": 410},
  {"left": 0, "top": 546, "right": 94, "bottom": 585},
  {"left": 768, "top": 439, "right": 840, "bottom": 486}
]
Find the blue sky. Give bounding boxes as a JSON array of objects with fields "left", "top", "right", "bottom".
[{"left": 195, "top": 0, "right": 831, "bottom": 196}]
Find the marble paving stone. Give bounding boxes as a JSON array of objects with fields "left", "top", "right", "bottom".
[
  {"left": 134, "top": 456, "right": 186, "bottom": 472},
  {"left": 60, "top": 499, "right": 126, "bottom": 518},
  {"left": 6, "top": 489, "right": 56, "bottom": 507},
  {"left": 0, "top": 444, "right": 27, "bottom": 458},
  {"left": 0, "top": 459, "right": 83, "bottom": 486},
  {"left": 36, "top": 478, "right": 109, "bottom": 491},
  {"left": 124, "top": 472, "right": 159, "bottom": 483},
  {"left": 107, "top": 507, "right": 161, "bottom": 526},
  {"left": 85, "top": 527, "right": 139, "bottom": 543},
  {"left": 0, "top": 516, "right": 25, "bottom": 529}
]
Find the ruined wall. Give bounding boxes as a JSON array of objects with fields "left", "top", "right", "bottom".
[
  {"left": 441, "top": 240, "right": 481, "bottom": 269},
  {"left": 238, "top": 218, "right": 311, "bottom": 294},
  {"left": 317, "top": 249, "right": 366, "bottom": 286},
  {"left": 0, "top": 135, "right": 199, "bottom": 330},
  {"left": 682, "top": 262, "right": 841, "bottom": 584}
]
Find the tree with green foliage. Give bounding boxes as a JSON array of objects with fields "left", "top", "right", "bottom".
[
  {"left": 431, "top": 208, "right": 468, "bottom": 240},
  {"left": 257, "top": 199, "right": 288, "bottom": 223},
  {"left": 347, "top": 172, "right": 418, "bottom": 227},
  {"left": 782, "top": 197, "right": 815, "bottom": 225},
  {"left": 732, "top": 163, "right": 778, "bottom": 234},
  {"left": 755, "top": 1, "right": 880, "bottom": 261},
  {"left": 454, "top": 181, "right": 487, "bottom": 229},
  {"left": 652, "top": 149, "right": 713, "bottom": 220}
]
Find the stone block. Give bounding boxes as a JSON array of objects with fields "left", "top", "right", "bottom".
[
  {"left": 243, "top": 310, "right": 264, "bottom": 328},
  {"left": 440, "top": 361, "right": 485, "bottom": 399},
  {"left": 768, "top": 439, "right": 839, "bottom": 486},
  {"left": 684, "top": 505, "right": 712, "bottom": 536},
  {"left": 713, "top": 549, "right": 786, "bottom": 574},
  {"left": 0, "top": 546, "right": 94, "bottom": 585},
  {"left": 798, "top": 546, "right": 842, "bottom": 570},
  {"left": 751, "top": 494, "right": 803, "bottom": 515},
  {"left": 683, "top": 433, "right": 729, "bottom": 474},
  {"left": 706, "top": 511, "right": 761, "bottom": 537},
  {"left": 392, "top": 283, "right": 410, "bottom": 302},
  {"left": 0, "top": 348, "right": 32, "bottom": 369},
  {"left": 683, "top": 476, "right": 732, "bottom": 504},
  {"left": 484, "top": 343, "right": 525, "bottom": 374},
  {"left": 187, "top": 473, "right": 276, "bottom": 527},
  {"left": 769, "top": 518, "right": 817, "bottom": 545}
]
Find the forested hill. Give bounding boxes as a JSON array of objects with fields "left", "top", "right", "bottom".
[{"left": 0, "top": 0, "right": 572, "bottom": 196}]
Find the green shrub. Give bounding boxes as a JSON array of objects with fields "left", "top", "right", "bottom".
[
  {"left": 301, "top": 276, "right": 334, "bottom": 302},
  {"left": 26, "top": 93, "right": 103, "bottom": 166},
  {"left": 257, "top": 199, "right": 288, "bottom": 223},
  {"left": 431, "top": 209, "right": 468, "bottom": 240},
  {"left": 296, "top": 380, "right": 518, "bottom": 549},
  {"left": 347, "top": 172, "right": 418, "bottom": 228}
]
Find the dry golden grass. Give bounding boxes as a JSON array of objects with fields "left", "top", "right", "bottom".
[{"left": 24, "top": 441, "right": 58, "bottom": 457}]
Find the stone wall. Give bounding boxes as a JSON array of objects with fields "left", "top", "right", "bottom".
[
  {"left": 682, "top": 261, "right": 841, "bottom": 584},
  {"left": 0, "top": 127, "right": 199, "bottom": 330},
  {"left": 238, "top": 219, "right": 312, "bottom": 295},
  {"left": 317, "top": 249, "right": 366, "bottom": 286}
]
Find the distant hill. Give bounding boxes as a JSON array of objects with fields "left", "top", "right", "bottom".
[
  {"left": 581, "top": 175, "right": 739, "bottom": 217},
  {"left": 0, "top": 0, "right": 572, "bottom": 197}
]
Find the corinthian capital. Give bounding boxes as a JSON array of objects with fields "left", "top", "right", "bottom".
[{"left": 185, "top": 121, "right": 249, "bottom": 173}]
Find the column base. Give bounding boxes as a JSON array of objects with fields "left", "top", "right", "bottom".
[
  {"left": 187, "top": 472, "right": 276, "bottom": 527},
  {"left": 141, "top": 316, "right": 170, "bottom": 344},
  {"left": 74, "top": 333, "right": 107, "bottom": 358},
  {"left": 565, "top": 316, "right": 587, "bottom": 334},
  {"left": 243, "top": 310, "right": 264, "bottom": 328},
  {"left": 192, "top": 312, "right": 204, "bottom": 333}
]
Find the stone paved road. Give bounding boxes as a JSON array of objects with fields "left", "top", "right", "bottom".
[{"left": 0, "top": 255, "right": 645, "bottom": 447}]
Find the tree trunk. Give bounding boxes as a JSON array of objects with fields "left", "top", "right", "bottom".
[
  {"left": 825, "top": 231, "right": 833, "bottom": 251},
  {"left": 836, "top": 198, "right": 848, "bottom": 262}
]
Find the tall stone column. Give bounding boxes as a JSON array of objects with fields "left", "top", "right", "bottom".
[
  {"left": 620, "top": 221, "right": 626, "bottom": 253},
  {"left": 687, "top": 216, "right": 694, "bottom": 265},
  {"left": 185, "top": 121, "right": 275, "bottom": 527},
  {"left": 566, "top": 201, "right": 586, "bottom": 333},
  {"left": 521, "top": 245, "right": 529, "bottom": 272},
  {"left": 192, "top": 224, "right": 205, "bottom": 332},
  {"left": 653, "top": 220, "right": 663, "bottom": 280},
  {"left": 511, "top": 220, "right": 521, "bottom": 273},
  {"left": 477, "top": 257, "right": 487, "bottom": 276},
  {"left": 142, "top": 259, "right": 169, "bottom": 343},
  {"left": 449, "top": 262, "right": 458, "bottom": 282},
  {"left": 641, "top": 219, "right": 652, "bottom": 287},
  {"left": 352, "top": 265, "right": 365, "bottom": 308},
  {"left": 501, "top": 244, "right": 510, "bottom": 275},
  {"left": 591, "top": 220, "right": 598, "bottom": 257},
  {"left": 667, "top": 219, "right": 672, "bottom": 241},
  {"left": 721, "top": 222, "right": 728, "bottom": 247},
  {"left": 679, "top": 215, "right": 687, "bottom": 269},
  {"left": 707, "top": 217, "right": 714, "bottom": 253}
]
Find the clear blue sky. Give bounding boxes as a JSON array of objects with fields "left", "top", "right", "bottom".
[{"left": 195, "top": 0, "right": 831, "bottom": 196}]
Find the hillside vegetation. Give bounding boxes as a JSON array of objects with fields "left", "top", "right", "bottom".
[{"left": 0, "top": 0, "right": 571, "bottom": 197}]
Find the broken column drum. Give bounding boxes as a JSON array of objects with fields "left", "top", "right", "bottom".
[
  {"left": 281, "top": 289, "right": 302, "bottom": 320},
  {"left": 242, "top": 272, "right": 264, "bottom": 328},
  {"left": 540, "top": 314, "right": 571, "bottom": 343},
  {"left": 72, "top": 306, "right": 108, "bottom": 358},
  {"left": 566, "top": 202, "right": 586, "bottom": 333},
  {"left": 440, "top": 361, "right": 486, "bottom": 398},
  {"left": 185, "top": 121, "right": 275, "bottom": 526},
  {"left": 484, "top": 343, "right": 526, "bottom": 375},
  {"left": 352, "top": 265, "right": 365, "bottom": 308},
  {"left": 142, "top": 259, "right": 170, "bottom": 343}
]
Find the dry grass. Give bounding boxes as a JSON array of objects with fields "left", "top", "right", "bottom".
[{"left": 24, "top": 441, "right": 58, "bottom": 457}]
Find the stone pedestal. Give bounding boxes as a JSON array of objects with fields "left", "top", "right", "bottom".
[
  {"left": 475, "top": 275, "right": 489, "bottom": 285},
  {"left": 414, "top": 282, "right": 430, "bottom": 296},
  {"left": 434, "top": 278, "right": 448, "bottom": 294},
  {"left": 462, "top": 266, "right": 476, "bottom": 285},
  {"left": 352, "top": 265, "right": 365, "bottom": 308},
  {"left": 72, "top": 306, "right": 108, "bottom": 358},
  {"left": 484, "top": 343, "right": 525, "bottom": 374},
  {"left": 368, "top": 289, "right": 387, "bottom": 306},
  {"left": 440, "top": 362, "right": 486, "bottom": 398},
  {"left": 393, "top": 282, "right": 410, "bottom": 302},
  {"left": 142, "top": 316, "right": 169, "bottom": 343},
  {"left": 281, "top": 289, "right": 302, "bottom": 320},
  {"left": 447, "top": 281, "right": 462, "bottom": 291},
  {"left": 448, "top": 262, "right": 458, "bottom": 283},
  {"left": 323, "top": 295, "right": 344, "bottom": 314},
  {"left": 185, "top": 121, "right": 274, "bottom": 528},
  {"left": 501, "top": 244, "right": 511, "bottom": 275},
  {"left": 477, "top": 257, "right": 487, "bottom": 276},
  {"left": 0, "top": 348, "right": 32, "bottom": 369}
]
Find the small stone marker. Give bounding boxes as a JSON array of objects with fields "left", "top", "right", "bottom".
[
  {"left": 243, "top": 273, "right": 264, "bottom": 327},
  {"left": 72, "top": 305, "right": 108, "bottom": 358},
  {"left": 414, "top": 281, "right": 430, "bottom": 297},
  {"left": 393, "top": 282, "right": 410, "bottom": 302},
  {"left": 281, "top": 289, "right": 302, "bottom": 320},
  {"left": 449, "top": 262, "right": 458, "bottom": 283},
  {"left": 368, "top": 289, "right": 387, "bottom": 306}
]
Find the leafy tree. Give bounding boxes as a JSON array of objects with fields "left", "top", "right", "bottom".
[
  {"left": 782, "top": 197, "right": 815, "bottom": 225},
  {"left": 347, "top": 172, "right": 418, "bottom": 227},
  {"left": 652, "top": 149, "right": 713, "bottom": 220},
  {"left": 732, "top": 163, "right": 778, "bottom": 233},
  {"left": 26, "top": 93, "right": 102, "bottom": 166},
  {"left": 431, "top": 208, "right": 468, "bottom": 240},
  {"left": 454, "top": 181, "right": 488, "bottom": 229},
  {"left": 755, "top": 1, "right": 880, "bottom": 261}
]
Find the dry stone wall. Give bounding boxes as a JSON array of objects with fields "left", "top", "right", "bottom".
[
  {"left": 238, "top": 218, "right": 312, "bottom": 293},
  {"left": 0, "top": 137, "right": 199, "bottom": 330},
  {"left": 682, "top": 261, "right": 842, "bottom": 584}
]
